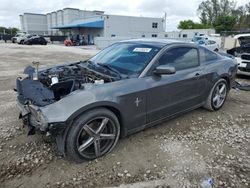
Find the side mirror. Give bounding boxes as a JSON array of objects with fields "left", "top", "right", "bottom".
[{"left": 153, "top": 65, "right": 176, "bottom": 75}]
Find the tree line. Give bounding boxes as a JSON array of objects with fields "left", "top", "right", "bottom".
[
  {"left": 0, "top": 26, "right": 19, "bottom": 35},
  {"left": 178, "top": 0, "right": 250, "bottom": 33}
]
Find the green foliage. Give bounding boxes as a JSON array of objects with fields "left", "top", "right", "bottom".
[
  {"left": 0, "top": 26, "right": 19, "bottom": 35},
  {"left": 214, "top": 15, "right": 237, "bottom": 33},
  {"left": 197, "top": 0, "right": 236, "bottom": 26},
  {"left": 196, "top": 0, "right": 250, "bottom": 33},
  {"left": 178, "top": 20, "right": 211, "bottom": 29}
]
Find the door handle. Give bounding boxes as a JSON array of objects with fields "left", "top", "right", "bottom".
[{"left": 194, "top": 72, "right": 202, "bottom": 79}]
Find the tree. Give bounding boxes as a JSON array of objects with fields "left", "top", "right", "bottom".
[
  {"left": 196, "top": 0, "right": 250, "bottom": 33},
  {"left": 197, "top": 0, "right": 236, "bottom": 26},
  {"left": 178, "top": 20, "right": 210, "bottom": 29},
  {"left": 0, "top": 26, "right": 19, "bottom": 35},
  {"left": 213, "top": 15, "right": 237, "bottom": 33},
  {"left": 246, "top": 2, "right": 250, "bottom": 13},
  {"left": 232, "top": 3, "right": 250, "bottom": 31}
]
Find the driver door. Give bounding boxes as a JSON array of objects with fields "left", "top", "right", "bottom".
[{"left": 146, "top": 46, "right": 207, "bottom": 123}]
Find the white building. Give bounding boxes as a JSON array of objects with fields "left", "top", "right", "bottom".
[
  {"left": 164, "top": 29, "right": 216, "bottom": 39},
  {"left": 20, "top": 13, "right": 48, "bottom": 35},
  {"left": 20, "top": 8, "right": 166, "bottom": 44},
  {"left": 179, "top": 29, "right": 215, "bottom": 38}
]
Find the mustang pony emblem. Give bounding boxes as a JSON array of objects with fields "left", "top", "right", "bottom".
[{"left": 135, "top": 97, "right": 141, "bottom": 107}]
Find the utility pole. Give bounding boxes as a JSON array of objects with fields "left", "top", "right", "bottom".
[{"left": 163, "top": 12, "right": 167, "bottom": 31}]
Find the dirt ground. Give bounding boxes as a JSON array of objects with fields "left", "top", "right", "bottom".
[{"left": 0, "top": 43, "right": 249, "bottom": 188}]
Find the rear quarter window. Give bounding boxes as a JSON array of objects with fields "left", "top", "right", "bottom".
[{"left": 199, "top": 46, "right": 219, "bottom": 62}]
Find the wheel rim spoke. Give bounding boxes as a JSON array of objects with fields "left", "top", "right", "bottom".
[
  {"left": 213, "top": 83, "right": 227, "bottom": 108},
  {"left": 100, "top": 133, "right": 116, "bottom": 140},
  {"left": 216, "top": 97, "right": 220, "bottom": 106},
  {"left": 94, "top": 139, "right": 101, "bottom": 157},
  {"left": 96, "top": 118, "right": 109, "bottom": 134},
  {"left": 77, "top": 116, "right": 117, "bottom": 159},
  {"left": 216, "top": 87, "right": 220, "bottom": 94},
  {"left": 219, "top": 84, "right": 225, "bottom": 94},
  {"left": 213, "top": 95, "right": 219, "bottom": 103},
  {"left": 83, "top": 124, "right": 96, "bottom": 136},
  {"left": 78, "top": 137, "right": 94, "bottom": 152},
  {"left": 221, "top": 92, "right": 226, "bottom": 98}
]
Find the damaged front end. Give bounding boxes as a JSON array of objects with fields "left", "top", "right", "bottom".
[{"left": 16, "top": 61, "right": 119, "bottom": 135}]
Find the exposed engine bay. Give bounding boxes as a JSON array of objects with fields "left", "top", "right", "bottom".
[
  {"left": 227, "top": 36, "right": 250, "bottom": 57},
  {"left": 16, "top": 61, "right": 119, "bottom": 106}
]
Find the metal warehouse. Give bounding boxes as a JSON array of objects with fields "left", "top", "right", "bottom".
[{"left": 20, "top": 8, "right": 166, "bottom": 44}]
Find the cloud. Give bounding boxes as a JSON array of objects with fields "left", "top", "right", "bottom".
[{"left": 0, "top": 0, "right": 249, "bottom": 31}]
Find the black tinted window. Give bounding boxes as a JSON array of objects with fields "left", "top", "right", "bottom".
[
  {"left": 199, "top": 46, "right": 218, "bottom": 61},
  {"left": 158, "top": 47, "right": 199, "bottom": 70},
  {"left": 208, "top": 40, "right": 216, "bottom": 44}
]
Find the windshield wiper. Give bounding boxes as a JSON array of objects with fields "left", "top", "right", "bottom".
[{"left": 96, "top": 63, "right": 122, "bottom": 79}]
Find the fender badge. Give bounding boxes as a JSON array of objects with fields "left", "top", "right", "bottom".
[{"left": 135, "top": 97, "right": 141, "bottom": 107}]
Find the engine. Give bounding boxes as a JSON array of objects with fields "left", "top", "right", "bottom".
[
  {"left": 37, "top": 62, "right": 114, "bottom": 100},
  {"left": 16, "top": 61, "right": 118, "bottom": 106}
]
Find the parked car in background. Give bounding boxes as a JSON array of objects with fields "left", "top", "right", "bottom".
[
  {"left": 16, "top": 39, "right": 237, "bottom": 162},
  {"left": 23, "top": 36, "right": 47, "bottom": 45},
  {"left": 234, "top": 54, "right": 250, "bottom": 76},
  {"left": 16, "top": 34, "right": 29, "bottom": 44},
  {"left": 197, "top": 40, "right": 219, "bottom": 51},
  {"left": 192, "top": 35, "right": 209, "bottom": 43},
  {"left": 11, "top": 32, "right": 27, "bottom": 43},
  {"left": 192, "top": 34, "right": 221, "bottom": 50},
  {"left": 226, "top": 33, "right": 250, "bottom": 76},
  {"left": 227, "top": 43, "right": 250, "bottom": 55},
  {"left": 18, "top": 34, "right": 38, "bottom": 44}
]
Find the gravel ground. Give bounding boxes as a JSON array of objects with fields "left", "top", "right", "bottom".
[{"left": 0, "top": 43, "right": 249, "bottom": 188}]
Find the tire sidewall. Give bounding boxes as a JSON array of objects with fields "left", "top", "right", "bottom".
[
  {"left": 211, "top": 79, "right": 228, "bottom": 111},
  {"left": 66, "top": 108, "right": 120, "bottom": 162}
]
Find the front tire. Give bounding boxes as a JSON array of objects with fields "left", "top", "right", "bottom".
[
  {"left": 204, "top": 79, "right": 228, "bottom": 111},
  {"left": 66, "top": 108, "right": 120, "bottom": 162}
]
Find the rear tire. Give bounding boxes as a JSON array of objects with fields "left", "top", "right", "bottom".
[
  {"left": 65, "top": 108, "right": 120, "bottom": 162},
  {"left": 204, "top": 79, "right": 228, "bottom": 111}
]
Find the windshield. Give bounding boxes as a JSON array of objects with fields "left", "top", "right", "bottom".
[
  {"left": 89, "top": 43, "right": 161, "bottom": 76},
  {"left": 192, "top": 37, "right": 204, "bottom": 42}
]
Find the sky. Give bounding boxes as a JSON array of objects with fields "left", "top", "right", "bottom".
[{"left": 0, "top": 0, "right": 249, "bottom": 31}]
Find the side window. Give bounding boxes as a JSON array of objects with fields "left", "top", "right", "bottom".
[
  {"left": 199, "top": 47, "right": 218, "bottom": 61},
  {"left": 152, "top": 22, "right": 158, "bottom": 28},
  {"left": 208, "top": 40, "right": 216, "bottom": 45},
  {"left": 158, "top": 47, "right": 199, "bottom": 71}
]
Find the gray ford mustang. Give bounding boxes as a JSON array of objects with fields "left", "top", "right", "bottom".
[{"left": 16, "top": 39, "right": 237, "bottom": 162}]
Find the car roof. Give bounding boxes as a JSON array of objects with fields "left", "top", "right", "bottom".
[
  {"left": 118, "top": 38, "right": 186, "bottom": 48},
  {"left": 234, "top": 33, "right": 250, "bottom": 39}
]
